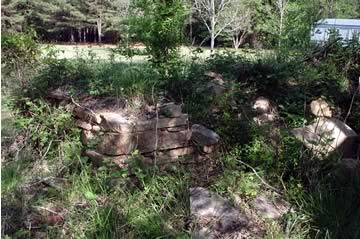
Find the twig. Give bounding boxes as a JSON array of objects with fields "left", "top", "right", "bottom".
[
  {"left": 237, "top": 159, "right": 282, "bottom": 195},
  {"left": 40, "top": 140, "right": 53, "bottom": 161},
  {"left": 70, "top": 96, "right": 96, "bottom": 116},
  {"left": 344, "top": 77, "right": 359, "bottom": 123},
  {"left": 33, "top": 206, "right": 64, "bottom": 220},
  {"left": 151, "top": 84, "right": 159, "bottom": 167}
]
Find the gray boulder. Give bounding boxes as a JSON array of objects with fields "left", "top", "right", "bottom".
[{"left": 190, "top": 187, "right": 248, "bottom": 233}]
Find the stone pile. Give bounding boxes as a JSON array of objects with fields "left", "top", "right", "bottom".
[{"left": 67, "top": 97, "right": 220, "bottom": 167}]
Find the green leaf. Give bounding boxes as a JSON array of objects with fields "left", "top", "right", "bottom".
[{"left": 84, "top": 191, "right": 97, "bottom": 200}]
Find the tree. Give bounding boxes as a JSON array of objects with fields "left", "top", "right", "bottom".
[
  {"left": 130, "top": 0, "right": 187, "bottom": 67},
  {"left": 193, "top": 0, "right": 240, "bottom": 52},
  {"left": 224, "top": 0, "right": 256, "bottom": 49},
  {"left": 276, "top": 0, "right": 288, "bottom": 48}
]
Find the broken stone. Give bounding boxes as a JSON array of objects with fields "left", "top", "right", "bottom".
[
  {"left": 75, "top": 120, "right": 92, "bottom": 131},
  {"left": 252, "top": 196, "right": 287, "bottom": 220},
  {"left": 336, "top": 158, "right": 360, "bottom": 180},
  {"left": 253, "top": 113, "right": 277, "bottom": 126},
  {"left": 291, "top": 118, "right": 358, "bottom": 158},
  {"left": 47, "top": 88, "right": 70, "bottom": 102},
  {"left": 92, "top": 125, "right": 101, "bottom": 132},
  {"left": 190, "top": 187, "right": 248, "bottom": 233},
  {"left": 310, "top": 98, "right": 332, "bottom": 117},
  {"left": 80, "top": 130, "right": 97, "bottom": 146},
  {"left": 100, "top": 114, "right": 189, "bottom": 133},
  {"left": 99, "top": 112, "right": 134, "bottom": 133},
  {"left": 97, "top": 130, "right": 191, "bottom": 156},
  {"left": 97, "top": 133, "right": 137, "bottom": 155},
  {"left": 152, "top": 147, "right": 194, "bottom": 160},
  {"left": 205, "top": 71, "right": 225, "bottom": 86},
  {"left": 73, "top": 107, "right": 101, "bottom": 124},
  {"left": 83, "top": 150, "right": 128, "bottom": 168},
  {"left": 253, "top": 97, "right": 271, "bottom": 113},
  {"left": 191, "top": 124, "right": 220, "bottom": 146},
  {"left": 159, "top": 103, "right": 182, "bottom": 118},
  {"left": 207, "top": 83, "right": 226, "bottom": 97}
]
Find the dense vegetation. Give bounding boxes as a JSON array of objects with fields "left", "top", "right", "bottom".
[
  {"left": 2, "top": 0, "right": 360, "bottom": 238},
  {"left": 2, "top": 0, "right": 360, "bottom": 47}
]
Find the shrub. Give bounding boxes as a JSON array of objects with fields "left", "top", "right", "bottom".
[{"left": 1, "top": 30, "right": 41, "bottom": 90}]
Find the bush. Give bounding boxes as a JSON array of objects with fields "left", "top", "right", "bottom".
[{"left": 1, "top": 30, "right": 41, "bottom": 90}]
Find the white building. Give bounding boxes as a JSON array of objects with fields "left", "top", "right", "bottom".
[{"left": 311, "top": 19, "right": 360, "bottom": 43}]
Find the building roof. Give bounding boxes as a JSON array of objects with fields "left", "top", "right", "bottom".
[{"left": 316, "top": 19, "right": 360, "bottom": 27}]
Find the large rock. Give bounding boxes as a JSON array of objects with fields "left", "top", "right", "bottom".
[
  {"left": 310, "top": 98, "right": 332, "bottom": 117},
  {"left": 190, "top": 187, "right": 248, "bottom": 233},
  {"left": 291, "top": 118, "right": 358, "bottom": 157},
  {"left": 191, "top": 124, "right": 220, "bottom": 146},
  {"left": 159, "top": 103, "right": 182, "bottom": 118},
  {"left": 253, "top": 97, "right": 271, "bottom": 113},
  {"left": 251, "top": 196, "right": 289, "bottom": 220},
  {"left": 83, "top": 149, "right": 128, "bottom": 167},
  {"left": 97, "top": 130, "right": 191, "bottom": 156},
  {"left": 100, "top": 114, "right": 189, "bottom": 133}
]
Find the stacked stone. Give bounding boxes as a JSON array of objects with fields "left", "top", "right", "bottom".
[{"left": 73, "top": 99, "right": 220, "bottom": 168}]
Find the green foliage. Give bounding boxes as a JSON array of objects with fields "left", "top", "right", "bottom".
[
  {"left": 1, "top": 30, "right": 41, "bottom": 89},
  {"left": 129, "top": 0, "right": 187, "bottom": 69}
]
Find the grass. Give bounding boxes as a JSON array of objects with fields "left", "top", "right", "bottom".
[
  {"left": 42, "top": 44, "right": 269, "bottom": 62},
  {"left": 2, "top": 42, "right": 360, "bottom": 238}
]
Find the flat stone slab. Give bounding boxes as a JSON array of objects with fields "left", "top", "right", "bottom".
[
  {"left": 100, "top": 114, "right": 189, "bottom": 133},
  {"left": 191, "top": 124, "right": 220, "bottom": 146},
  {"left": 252, "top": 196, "right": 288, "bottom": 219},
  {"left": 292, "top": 118, "right": 358, "bottom": 157},
  {"left": 97, "top": 130, "right": 191, "bottom": 156},
  {"left": 190, "top": 187, "right": 248, "bottom": 233}
]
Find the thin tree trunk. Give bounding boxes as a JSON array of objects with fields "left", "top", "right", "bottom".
[
  {"left": 70, "top": 29, "right": 74, "bottom": 43},
  {"left": 210, "top": 31, "right": 215, "bottom": 53},
  {"left": 97, "top": 15, "right": 102, "bottom": 43},
  {"left": 189, "top": 12, "right": 193, "bottom": 45},
  {"left": 210, "top": 0, "right": 216, "bottom": 53}
]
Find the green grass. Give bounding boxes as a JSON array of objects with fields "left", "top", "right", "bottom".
[{"left": 42, "top": 44, "right": 269, "bottom": 62}]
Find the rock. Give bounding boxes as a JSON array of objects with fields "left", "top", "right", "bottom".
[
  {"left": 73, "top": 107, "right": 101, "bottom": 124},
  {"left": 75, "top": 120, "right": 92, "bottom": 131},
  {"left": 253, "top": 97, "right": 271, "bottom": 113},
  {"left": 205, "top": 71, "right": 225, "bottom": 86},
  {"left": 252, "top": 196, "right": 287, "bottom": 219},
  {"left": 99, "top": 112, "right": 134, "bottom": 133},
  {"left": 253, "top": 113, "right": 277, "bottom": 125},
  {"left": 80, "top": 130, "right": 97, "bottom": 146},
  {"left": 97, "top": 133, "right": 137, "bottom": 155},
  {"left": 92, "top": 125, "right": 101, "bottom": 132},
  {"left": 190, "top": 187, "right": 248, "bottom": 233},
  {"left": 97, "top": 130, "right": 191, "bottom": 156},
  {"left": 310, "top": 98, "right": 332, "bottom": 117},
  {"left": 145, "top": 147, "right": 194, "bottom": 162},
  {"left": 336, "top": 158, "right": 360, "bottom": 179},
  {"left": 47, "top": 88, "right": 70, "bottom": 102},
  {"left": 159, "top": 103, "right": 182, "bottom": 118},
  {"left": 207, "top": 82, "right": 226, "bottom": 97},
  {"left": 100, "top": 114, "right": 189, "bottom": 133},
  {"left": 83, "top": 150, "right": 128, "bottom": 168},
  {"left": 191, "top": 124, "right": 220, "bottom": 146},
  {"left": 291, "top": 118, "right": 358, "bottom": 158}
]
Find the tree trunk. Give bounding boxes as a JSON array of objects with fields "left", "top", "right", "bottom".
[
  {"left": 189, "top": 12, "right": 193, "bottom": 45},
  {"left": 210, "top": 0, "right": 215, "bottom": 53},
  {"left": 78, "top": 28, "right": 81, "bottom": 43},
  {"left": 70, "top": 29, "right": 74, "bottom": 43},
  {"left": 210, "top": 31, "right": 215, "bottom": 53},
  {"left": 233, "top": 36, "right": 240, "bottom": 49},
  {"left": 97, "top": 15, "right": 102, "bottom": 43}
]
